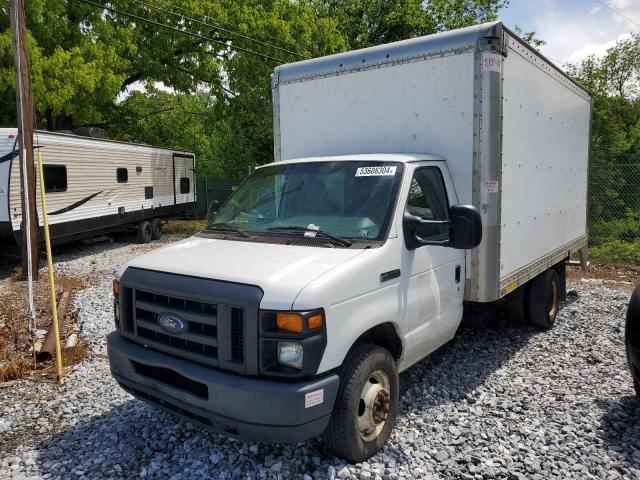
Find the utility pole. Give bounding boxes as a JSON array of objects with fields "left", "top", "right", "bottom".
[{"left": 10, "top": 0, "right": 39, "bottom": 280}]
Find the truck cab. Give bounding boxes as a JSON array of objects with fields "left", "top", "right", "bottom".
[{"left": 108, "top": 154, "right": 481, "bottom": 461}]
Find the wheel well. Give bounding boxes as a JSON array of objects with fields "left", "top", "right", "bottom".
[{"left": 355, "top": 323, "right": 402, "bottom": 359}]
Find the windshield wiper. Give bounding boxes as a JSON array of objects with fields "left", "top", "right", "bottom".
[
  {"left": 267, "top": 226, "right": 353, "bottom": 247},
  {"left": 206, "top": 222, "right": 250, "bottom": 238}
]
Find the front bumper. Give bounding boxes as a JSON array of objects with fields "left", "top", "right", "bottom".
[{"left": 107, "top": 332, "right": 339, "bottom": 443}]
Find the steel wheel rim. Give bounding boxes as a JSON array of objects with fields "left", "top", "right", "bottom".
[
  {"left": 548, "top": 279, "right": 558, "bottom": 318},
  {"left": 357, "top": 370, "right": 391, "bottom": 442}
]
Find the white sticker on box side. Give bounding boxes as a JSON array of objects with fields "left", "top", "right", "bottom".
[
  {"left": 305, "top": 389, "right": 324, "bottom": 408},
  {"left": 482, "top": 180, "right": 499, "bottom": 193},
  {"left": 355, "top": 166, "right": 397, "bottom": 177},
  {"left": 482, "top": 52, "right": 502, "bottom": 73}
]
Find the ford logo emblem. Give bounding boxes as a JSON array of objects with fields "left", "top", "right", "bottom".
[{"left": 157, "top": 313, "right": 188, "bottom": 334}]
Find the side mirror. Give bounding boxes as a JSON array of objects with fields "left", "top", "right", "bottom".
[
  {"left": 206, "top": 200, "right": 220, "bottom": 221},
  {"left": 403, "top": 204, "right": 482, "bottom": 250},
  {"left": 448, "top": 205, "right": 482, "bottom": 249}
]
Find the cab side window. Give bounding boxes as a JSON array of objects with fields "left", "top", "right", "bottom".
[{"left": 406, "top": 167, "right": 450, "bottom": 241}]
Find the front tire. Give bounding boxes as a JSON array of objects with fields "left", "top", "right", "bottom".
[
  {"left": 528, "top": 269, "right": 560, "bottom": 330},
  {"left": 137, "top": 220, "right": 153, "bottom": 244},
  {"left": 323, "top": 344, "right": 398, "bottom": 463}
]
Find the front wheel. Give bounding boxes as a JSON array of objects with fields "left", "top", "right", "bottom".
[{"left": 323, "top": 344, "right": 398, "bottom": 463}]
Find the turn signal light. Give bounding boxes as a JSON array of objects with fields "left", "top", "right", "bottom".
[
  {"left": 276, "top": 313, "right": 303, "bottom": 333},
  {"left": 113, "top": 280, "right": 120, "bottom": 297},
  {"left": 308, "top": 314, "right": 323, "bottom": 329}
]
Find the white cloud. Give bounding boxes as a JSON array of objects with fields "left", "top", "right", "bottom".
[
  {"left": 116, "top": 81, "right": 175, "bottom": 103},
  {"left": 609, "top": 0, "right": 640, "bottom": 24},
  {"left": 586, "top": 6, "right": 602, "bottom": 16},
  {"left": 524, "top": 0, "right": 639, "bottom": 66},
  {"left": 567, "top": 32, "right": 631, "bottom": 63}
]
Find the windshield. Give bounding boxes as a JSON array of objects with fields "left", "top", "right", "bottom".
[{"left": 209, "top": 161, "right": 404, "bottom": 243}]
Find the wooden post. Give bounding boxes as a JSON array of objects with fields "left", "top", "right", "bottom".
[{"left": 9, "top": 0, "right": 39, "bottom": 280}]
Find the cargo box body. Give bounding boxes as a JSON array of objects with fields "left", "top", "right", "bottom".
[{"left": 272, "top": 21, "right": 591, "bottom": 302}]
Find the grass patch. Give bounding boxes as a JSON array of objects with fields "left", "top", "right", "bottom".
[
  {"left": 589, "top": 240, "right": 640, "bottom": 266},
  {"left": 163, "top": 220, "right": 207, "bottom": 236}
]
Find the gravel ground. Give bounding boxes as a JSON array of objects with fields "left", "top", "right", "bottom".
[{"left": 1, "top": 238, "right": 639, "bottom": 479}]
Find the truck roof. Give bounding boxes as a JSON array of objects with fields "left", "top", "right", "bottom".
[
  {"left": 273, "top": 21, "right": 588, "bottom": 97},
  {"left": 262, "top": 153, "right": 445, "bottom": 168}
]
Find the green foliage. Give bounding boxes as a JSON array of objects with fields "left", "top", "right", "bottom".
[
  {"left": 312, "top": 0, "right": 505, "bottom": 50},
  {"left": 512, "top": 25, "right": 546, "bottom": 50},
  {"left": 590, "top": 210, "right": 640, "bottom": 246},
  {"left": 1, "top": 0, "right": 511, "bottom": 177},
  {"left": 569, "top": 33, "right": 640, "bottom": 264},
  {"left": 589, "top": 240, "right": 640, "bottom": 266}
]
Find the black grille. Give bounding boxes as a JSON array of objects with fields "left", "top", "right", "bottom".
[{"left": 123, "top": 288, "right": 245, "bottom": 371}]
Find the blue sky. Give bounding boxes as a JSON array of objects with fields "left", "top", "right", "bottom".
[{"left": 499, "top": 0, "right": 640, "bottom": 65}]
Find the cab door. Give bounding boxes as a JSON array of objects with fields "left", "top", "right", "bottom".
[
  {"left": 173, "top": 154, "right": 195, "bottom": 205},
  {"left": 401, "top": 162, "right": 466, "bottom": 365}
]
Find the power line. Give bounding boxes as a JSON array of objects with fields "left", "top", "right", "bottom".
[
  {"left": 592, "top": 0, "right": 640, "bottom": 29},
  {"left": 131, "top": 0, "right": 306, "bottom": 59},
  {"left": 76, "top": 0, "right": 287, "bottom": 63}
]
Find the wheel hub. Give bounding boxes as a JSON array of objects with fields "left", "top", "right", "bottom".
[{"left": 357, "top": 370, "right": 391, "bottom": 441}]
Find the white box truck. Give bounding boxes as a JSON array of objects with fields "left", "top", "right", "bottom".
[{"left": 107, "top": 22, "right": 591, "bottom": 462}]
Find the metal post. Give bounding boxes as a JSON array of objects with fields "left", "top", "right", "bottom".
[{"left": 36, "top": 150, "right": 64, "bottom": 384}]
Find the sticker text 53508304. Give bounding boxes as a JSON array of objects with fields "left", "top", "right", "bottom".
[{"left": 355, "top": 166, "right": 397, "bottom": 177}]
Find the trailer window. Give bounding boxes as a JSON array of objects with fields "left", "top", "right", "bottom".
[
  {"left": 406, "top": 167, "right": 450, "bottom": 241},
  {"left": 117, "top": 168, "right": 128, "bottom": 183},
  {"left": 43, "top": 165, "right": 67, "bottom": 193},
  {"left": 180, "top": 177, "right": 190, "bottom": 194}
]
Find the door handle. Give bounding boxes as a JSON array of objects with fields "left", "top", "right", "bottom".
[{"left": 455, "top": 265, "right": 461, "bottom": 284}]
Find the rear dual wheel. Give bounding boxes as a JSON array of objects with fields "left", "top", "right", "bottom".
[
  {"left": 323, "top": 345, "right": 398, "bottom": 463},
  {"left": 505, "top": 268, "right": 561, "bottom": 330},
  {"left": 528, "top": 269, "right": 560, "bottom": 330}
]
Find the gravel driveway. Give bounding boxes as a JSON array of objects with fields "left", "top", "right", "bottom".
[{"left": 1, "top": 238, "right": 639, "bottom": 479}]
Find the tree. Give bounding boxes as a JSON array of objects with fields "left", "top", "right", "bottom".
[
  {"left": 568, "top": 34, "right": 640, "bottom": 227},
  {"left": 513, "top": 25, "right": 546, "bottom": 50},
  {"left": 0, "top": 0, "right": 346, "bottom": 176},
  {"left": 313, "top": 0, "right": 507, "bottom": 50}
]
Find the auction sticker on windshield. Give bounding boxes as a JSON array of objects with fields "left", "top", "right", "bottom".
[{"left": 355, "top": 166, "right": 397, "bottom": 177}]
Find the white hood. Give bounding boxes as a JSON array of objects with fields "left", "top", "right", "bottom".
[{"left": 122, "top": 236, "right": 366, "bottom": 310}]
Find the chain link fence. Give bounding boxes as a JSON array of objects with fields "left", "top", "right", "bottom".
[
  {"left": 588, "top": 162, "right": 640, "bottom": 264},
  {"left": 193, "top": 177, "right": 242, "bottom": 219}
]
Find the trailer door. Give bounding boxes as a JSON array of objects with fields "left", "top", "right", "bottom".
[{"left": 173, "top": 154, "right": 195, "bottom": 205}]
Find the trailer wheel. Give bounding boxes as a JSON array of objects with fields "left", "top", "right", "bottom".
[
  {"left": 151, "top": 218, "right": 163, "bottom": 240},
  {"left": 137, "top": 221, "right": 153, "bottom": 244},
  {"left": 527, "top": 269, "right": 560, "bottom": 330},
  {"left": 323, "top": 344, "right": 398, "bottom": 463}
]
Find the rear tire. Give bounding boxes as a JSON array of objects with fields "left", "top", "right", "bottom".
[
  {"left": 151, "top": 218, "right": 163, "bottom": 240},
  {"left": 137, "top": 221, "right": 152, "bottom": 244},
  {"left": 528, "top": 269, "right": 560, "bottom": 330},
  {"left": 323, "top": 344, "right": 398, "bottom": 463},
  {"left": 505, "top": 286, "right": 528, "bottom": 324}
]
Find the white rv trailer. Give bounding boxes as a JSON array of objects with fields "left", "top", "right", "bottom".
[{"left": 0, "top": 129, "right": 196, "bottom": 245}]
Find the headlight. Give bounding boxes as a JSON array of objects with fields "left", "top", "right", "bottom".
[
  {"left": 278, "top": 342, "right": 303, "bottom": 369},
  {"left": 259, "top": 309, "right": 327, "bottom": 377}
]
